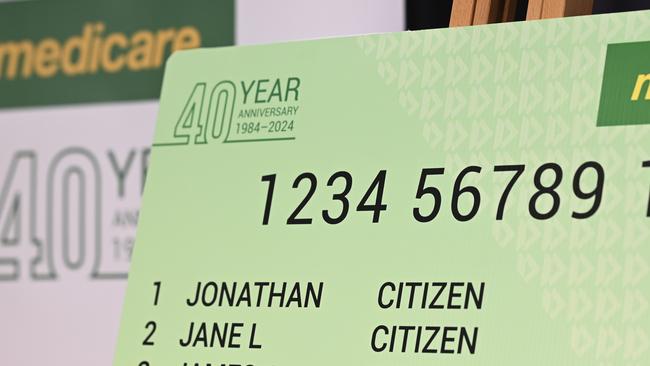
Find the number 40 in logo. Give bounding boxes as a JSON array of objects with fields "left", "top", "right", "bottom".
[{"left": 172, "top": 81, "right": 236, "bottom": 145}]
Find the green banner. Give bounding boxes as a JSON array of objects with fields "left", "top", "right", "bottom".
[
  {"left": 0, "top": 0, "right": 234, "bottom": 108},
  {"left": 598, "top": 41, "right": 650, "bottom": 126}
]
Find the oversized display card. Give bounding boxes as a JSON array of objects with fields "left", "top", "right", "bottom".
[{"left": 114, "top": 10, "right": 650, "bottom": 366}]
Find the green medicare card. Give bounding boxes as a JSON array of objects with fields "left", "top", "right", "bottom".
[{"left": 114, "top": 11, "right": 650, "bottom": 366}]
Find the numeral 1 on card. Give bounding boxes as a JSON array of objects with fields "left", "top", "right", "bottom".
[{"left": 643, "top": 160, "right": 650, "bottom": 217}]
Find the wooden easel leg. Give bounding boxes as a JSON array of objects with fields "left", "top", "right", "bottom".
[
  {"left": 526, "top": 0, "right": 544, "bottom": 19},
  {"left": 501, "top": 0, "right": 518, "bottom": 21},
  {"left": 451, "top": 0, "right": 520, "bottom": 27},
  {"left": 450, "top": 0, "right": 477, "bottom": 27},
  {"left": 561, "top": 0, "right": 594, "bottom": 16},
  {"left": 474, "top": 0, "right": 506, "bottom": 24},
  {"left": 527, "top": 0, "right": 594, "bottom": 20}
]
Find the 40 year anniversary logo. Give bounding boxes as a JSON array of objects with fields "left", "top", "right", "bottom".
[{"left": 154, "top": 76, "right": 302, "bottom": 146}]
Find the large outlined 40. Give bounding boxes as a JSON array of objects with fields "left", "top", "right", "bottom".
[
  {"left": 172, "top": 81, "right": 236, "bottom": 145},
  {"left": 0, "top": 149, "right": 126, "bottom": 281}
]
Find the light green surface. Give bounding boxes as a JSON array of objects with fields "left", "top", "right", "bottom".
[{"left": 115, "top": 11, "right": 650, "bottom": 365}]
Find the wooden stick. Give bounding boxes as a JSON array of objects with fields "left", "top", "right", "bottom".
[
  {"left": 501, "top": 0, "right": 518, "bottom": 22},
  {"left": 450, "top": 0, "right": 477, "bottom": 27},
  {"left": 451, "top": 0, "right": 519, "bottom": 27},
  {"left": 527, "top": 0, "right": 593, "bottom": 20},
  {"left": 557, "top": 0, "right": 593, "bottom": 17},
  {"left": 474, "top": 0, "right": 505, "bottom": 24},
  {"left": 452, "top": 0, "right": 593, "bottom": 25},
  {"left": 526, "top": 0, "right": 544, "bottom": 19}
]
